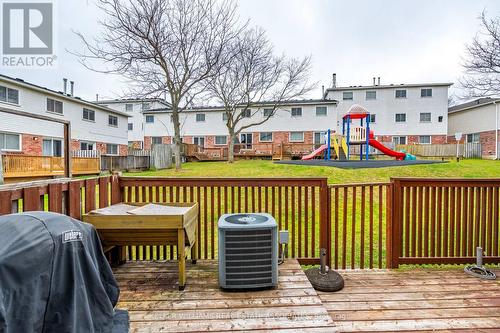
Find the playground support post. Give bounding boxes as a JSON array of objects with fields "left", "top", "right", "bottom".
[
  {"left": 346, "top": 115, "right": 351, "bottom": 160},
  {"left": 325, "top": 129, "right": 331, "bottom": 160},
  {"left": 366, "top": 115, "right": 370, "bottom": 160}
]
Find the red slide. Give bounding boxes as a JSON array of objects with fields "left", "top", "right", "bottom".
[
  {"left": 368, "top": 139, "right": 406, "bottom": 160},
  {"left": 302, "top": 144, "right": 327, "bottom": 160}
]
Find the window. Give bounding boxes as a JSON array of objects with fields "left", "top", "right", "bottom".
[
  {"left": 193, "top": 137, "right": 205, "bottom": 147},
  {"left": 80, "top": 141, "right": 95, "bottom": 151},
  {"left": 145, "top": 115, "right": 154, "bottom": 123},
  {"left": 241, "top": 109, "right": 251, "bottom": 118},
  {"left": 125, "top": 103, "right": 133, "bottom": 111},
  {"left": 259, "top": 132, "right": 273, "bottom": 142},
  {"left": 42, "top": 139, "right": 62, "bottom": 157},
  {"left": 421, "top": 88, "right": 432, "bottom": 97},
  {"left": 291, "top": 107, "right": 302, "bottom": 117},
  {"left": 215, "top": 136, "right": 227, "bottom": 145},
  {"left": 466, "top": 133, "right": 480, "bottom": 143},
  {"left": 393, "top": 136, "right": 407, "bottom": 145},
  {"left": 290, "top": 131, "right": 304, "bottom": 142},
  {"left": 82, "top": 108, "right": 95, "bottom": 121},
  {"left": 196, "top": 113, "right": 206, "bottom": 122},
  {"left": 108, "top": 115, "right": 118, "bottom": 127},
  {"left": 128, "top": 123, "right": 133, "bottom": 131},
  {"left": 438, "top": 116, "right": 443, "bottom": 122},
  {"left": 419, "top": 136, "right": 431, "bottom": 144},
  {"left": 395, "top": 113, "right": 406, "bottom": 122},
  {"left": 151, "top": 136, "right": 162, "bottom": 145},
  {"left": 343, "top": 92, "right": 353, "bottom": 100},
  {"left": 222, "top": 113, "right": 228, "bottom": 121},
  {"left": 369, "top": 114, "right": 376, "bottom": 123},
  {"left": 314, "top": 131, "right": 327, "bottom": 145},
  {"left": 0, "top": 86, "right": 19, "bottom": 104},
  {"left": 106, "top": 144, "right": 118, "bottom": 155},
  {"left": 0, "top": 132, "right": 21, "bottom": 151},
  {"left": 142, "top": 103, "right": 150, "bottom": 110},
  {"left": 316, "top": 106, "right": 327, "bottom": 116},
  {"left": 419, "top": 112, "right": 431, "bottom": 122},
  {"left": 366, "top": 91, "right": 376, "bottom": 100},
  {"left": 395, "top": 89, "right": 407, "bottom": 98},
  {"left": 263, "top": 108, "right": 273, "bottom": 117},
  {"left": 47, "top": 98, "right": 63, "bottom": 114}
]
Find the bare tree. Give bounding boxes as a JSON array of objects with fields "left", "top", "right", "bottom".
[
  {"left": 74, "top": 0, "right": 241, "bottom": 169},
  {"left": 461, "top": 11, "right": 500, "bottom": 97},
  {"left": 207, "top": 28, "right": 314, "bottom": 162}
]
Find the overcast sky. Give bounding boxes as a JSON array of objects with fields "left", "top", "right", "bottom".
[{"left": 2, "top": 0, "right": 500, "bottom": 102}]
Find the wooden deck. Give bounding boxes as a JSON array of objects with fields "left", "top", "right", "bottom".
[{"left": 114, "top": 260, "right": 500, "bottom": 332}]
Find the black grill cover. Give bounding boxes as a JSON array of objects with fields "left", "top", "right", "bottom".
[{"left": 0, "top": 212, "right": 119, "bottom": 333}]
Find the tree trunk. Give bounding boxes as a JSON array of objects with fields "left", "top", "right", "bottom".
[
  {"left": 171, "top": 104, "right": 182, "bottom": 170},
  {"left": 228, "top": 131, "right": 235, "bottom": 163}
]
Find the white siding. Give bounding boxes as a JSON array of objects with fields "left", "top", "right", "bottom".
[
  {"left": 0, "top": 79, "right": 128, "bottom": 145},
  {"left": 448, "top": 103, "right": 499, "bottom": 135},
  {"left": 0, "top": 110, "right": 64, "bottom": 138},
  {"left": 326, "top": 85, "right": 449, "bottom": 136}
]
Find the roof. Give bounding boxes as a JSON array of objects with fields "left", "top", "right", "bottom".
[
  {"left": 0, "top": 74, "right": 130, "bottom": 117},
  {"left": 325, "top": 82, "right": 453, "bottom": 94},
  {"left": 342, "top": 104, "right": 369, "bottom": 119},
  {"left": 95, "top": 98, "right": 171, "bottom": 107},
  {"left": 142, "top": 99, "right": 338, "bottom": 114},
  {"left": 448, "top": 97, "right": 500, "bottom": 114}
]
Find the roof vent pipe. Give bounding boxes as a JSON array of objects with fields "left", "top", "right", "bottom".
[
  {"left": 373, "top": 77, "right": 376, "bottom": 86},
  {"left": 63, "top": 78, "right": 67, "bottom": 95},
  {"left": 70, "top": 81, "right": 74, "bottom": 97},
  {"left": 332, "top": 73, "right": 337, "bottom": 88},
  {"left": 96, "top": 93, "right": 99, "bottom": 102},
  {"left": 321, "top": 85, "right": 325, "bottom": 98},
  {"left": 377, "top": 77, "right": 381, "bottom": 85}
]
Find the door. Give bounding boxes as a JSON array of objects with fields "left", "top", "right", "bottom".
[
  {"left": 240, "top": 133, "right": 252, "bottom": 149},
  {"left": 193, "top": 137, "right": 205, "bottom": 147}
]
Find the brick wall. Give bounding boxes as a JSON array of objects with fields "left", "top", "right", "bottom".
[
  {"left": 71, "top": 139, "right": 128, "bottom": 156},
  {"left": 22, "top": 134, "right": 43, "bottom": 155},
  {"left": 480, "top": 130, "right": 499, "bottom": 158}
]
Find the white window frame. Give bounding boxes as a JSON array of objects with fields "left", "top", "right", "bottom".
[
  {"left": 259, "top": 132, "right": 273, "bottom": 142},
  {"left": 125, "top": 103, "right": 134, "bottom": 112},
  {"left": 241, "top": 109, "right": 251, "bottom": 118},
  {"left": 315, "top": 106, "right": 327, "bottom": 116},
  {"left": 393, "top": 136, "right": 407, "bottom": 145},
  {"left": 80, "top": 141, "right": 95, "bottom": 151},
  {"left": 222, "top": 112, "right": 228, "bottom": 121},
  {"left": 0, "top": 85, "right": 20, "bottom": 105},
  {"left": 196, "top": 113, "right": 206, "bottom": 122},
  {"left": 0, "top": 132, "right": 21, "bottom": 152},
  {"left": 395, "top": 113, "right": 406, "bottom": 123},
  {"left": 343, "top": 91, "right": 353, "bottom": 100},
  {"left": 106, "top": 143, "right": 119, "bottom": 155},
  {"left": 108, "top": 115, "right": 118, "bottom": 127},
  {"left": 466, "top": 133, "right": 480, "bottom": 143},
  {"left": 291, "top": 107, "right": 302, "bottom": 117},
  {"left": 263, "top": 108, "right": 273, "bottom": 117},
  {"left": 419, "top": 112, "right": 431, "bottom": 123},
  {"left": 366, "top": 91, "right": 376, "bottom": 100},
  {"left": 151, "top": 136, "right": 163, "bottom": 145},
  {"left": 47, "top": 98, "right": 63, "bottom": 114},
  {"left": 82, "top": 108, "right": 95, "bottom": 122},
  {"left": 142, "top": 103, "right": 150, "bottom": 110},
  {"left": 42, "top": 138, "right": 63, "bottom": 157},
  {"left": 369, "top": 114, "right": 376, "bottom": 123},
  {"left": 128, "top": 123, "right": 133, "bottom": 131},
  {"left": 438, "top": 116, "right": 443, "bottom": 123},
  {"left": 214, "top": 135, "right": 227, "bottom": 145},
  {"left": 145, "top": 115, "right": 154, "bottom": 123},
  {"left": 395, "top": 89, "right": 407, "bottom": 99},
  {"left": 289, "top": 131, "right": 304, "bottom": 142},
  {"left": 421, "top": 88, "right": 432, "bottom": 98},
  {"left": 193, "top": 136, "right": 205, "bottom": 147},
  {"left": 314, "top": 131, "right": 327, "bottom": 145},
  {"left": 419, "top": 135, "right": 431, "bottom": 145}
]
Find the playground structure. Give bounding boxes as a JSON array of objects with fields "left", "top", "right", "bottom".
[{"left": 302, "top": 105, "right": 416, "bottom": 161}]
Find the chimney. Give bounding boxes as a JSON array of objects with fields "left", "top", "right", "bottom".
[
  {"left": 373, "top": 77, "right": 376, "bottom": 86},
  {"left": 332, "top": 73, "right": 337, "bottom": 88},
  {"left": 70, "top": 81, "right": 74, "bottom": 97},
  {"left": 321, "top": 85, "right": 325, "bottom": 97},
  {"left": 63, "top": 78, "right": 67, "bottom": 95},
  {"left": 95, "top": 93, "right": 99, "bottom": 101},
  {"left": 377, "top": 77, "right": 380, "bottom": 85}
]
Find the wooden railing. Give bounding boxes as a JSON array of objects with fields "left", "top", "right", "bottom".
[
  {"left": 390, "top": 178, "right": 500, "bottom": 267},
  {"left": 71, "top": 157, "right": 100, "bottom": 175},
  {"left": 0, "top": 176, "right": 498, "bottom": 269},
  {"left": 2, "top": 154, "right": 65, "bottom": 178}
]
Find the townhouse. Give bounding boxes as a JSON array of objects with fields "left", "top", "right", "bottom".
[
  {"left": 96, "top": 98, "right": 170, "bottom": 149},
  {"left": 141, "top": 100, "right": 338, "bottom": 150},
  {"left": 324, "top": 76, "right": 452, "bottom": 145},
  {"left": 448, "top": 97, "right": 500, "bottom": 159},
  {"left": 0, "top": 74, "right": 129, "bottom": 157}
]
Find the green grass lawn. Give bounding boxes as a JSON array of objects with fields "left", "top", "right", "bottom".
[{"left": 125, "top": 159, "right": 500, "bottom": 184}]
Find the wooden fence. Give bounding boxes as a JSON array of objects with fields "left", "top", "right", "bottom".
[
  {"left": 101, "top": 155, "right": 150, "bottom": 172},
  {"left": 0, "top": 176, "right": 498, "bottom": 268},
  {"left": 2, "top": 155, "right": 65, "bottom": 178},
  {"left": 396, "top": 143, "right": 482, "bottom": 158}
]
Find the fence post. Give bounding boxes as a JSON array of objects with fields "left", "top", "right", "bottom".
[
  {"left": 385, "top": 182, "right": 393, "bottom": 268},
  {"left": 389, "top": 178, "right": 401, "bottom": 268},
  {"left": 111, "top": 174, "right": 121, "bottom": 204},
  {"left": 319, "top": 178, "right": 331, "bottom": 267}
]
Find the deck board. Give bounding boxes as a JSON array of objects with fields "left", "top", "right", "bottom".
[{"left": 114, "top": 261, "right": 500, "bottom": 332}]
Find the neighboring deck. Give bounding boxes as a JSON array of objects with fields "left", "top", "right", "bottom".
[{"left": 114, "top": 260, "right": 500, "bottom": 332}]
